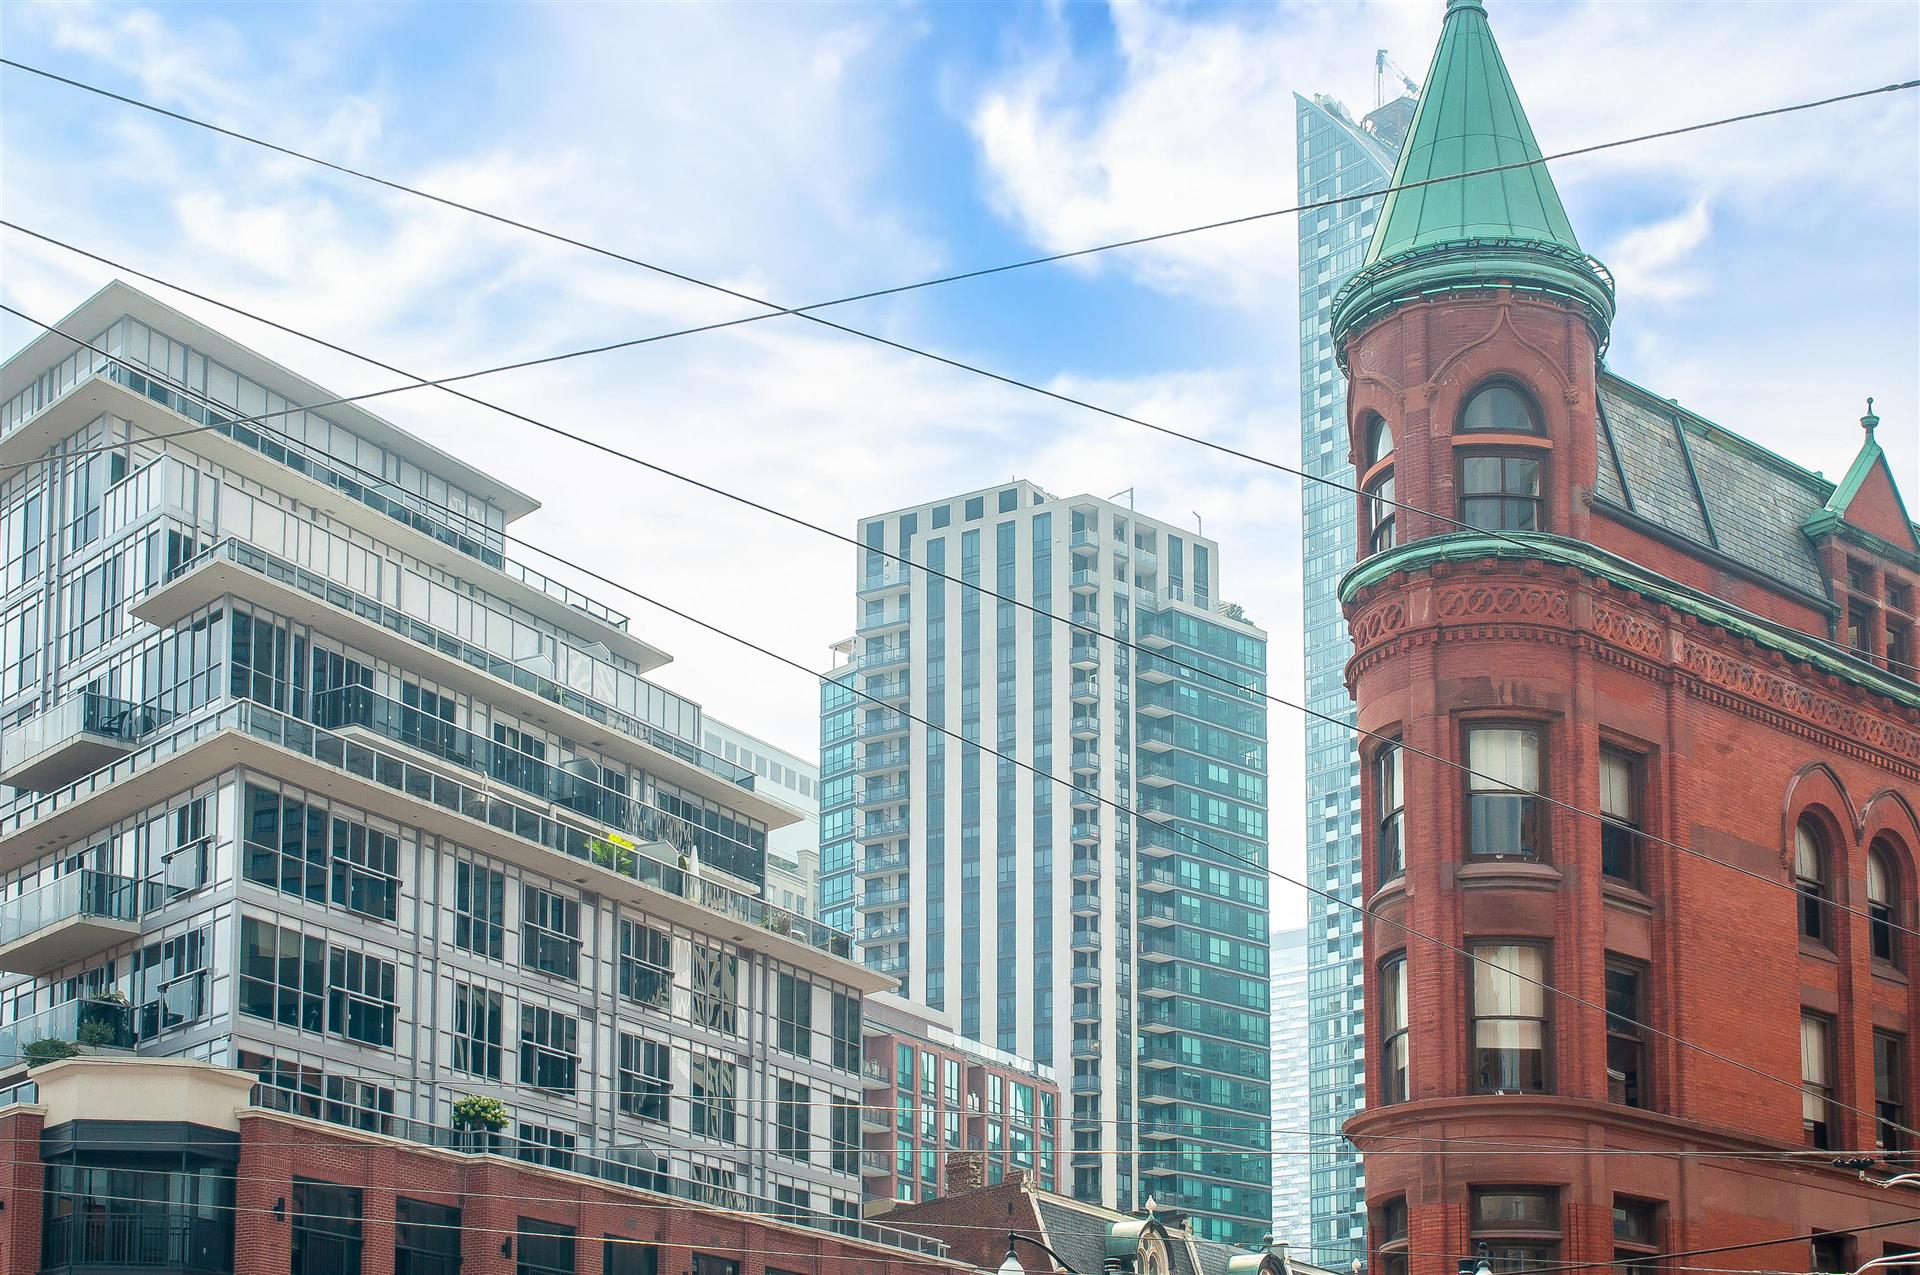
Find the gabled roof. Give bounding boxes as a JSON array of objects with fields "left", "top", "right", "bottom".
[
  {"left": 1596, "top": 374, "right": 1920, "bottom": 601},
  {"left": 1805, "top": 403, "right": 1920, "bottom": 553},
  {"left": 1363, "top": 0, "right": 1581, "bottom": 263}
]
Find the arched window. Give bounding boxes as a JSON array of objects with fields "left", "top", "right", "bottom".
[
  {"left": 1459, "top": 382, "right": 1542, "bottom": 434},
  {"left": 1366, "top": 414, "right": 1395, "bottom": 466},
  {"left": 1362, "top": 414, "right": 1396, "bottom": 555},
  {"left": 1795, "top": 818, "right": 1832, "bottom": 947},
  {"left": 1869, "top": 840, "right": 1901, "bottom": 968}
]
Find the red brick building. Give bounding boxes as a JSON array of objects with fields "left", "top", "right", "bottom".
[
  {"left": 1, "top": 1057, "right": 978, "bottom": 1275},
  {"left": 1333, "top": 1, "right": 1920, "bottom": 1269}
]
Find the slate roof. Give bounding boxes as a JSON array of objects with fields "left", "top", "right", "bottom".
[
  {"left": 1596, "top": 373, "right": 1850, "bottom": 602},
  {"left": 1034, "top": 1194, "right": 1118, "bottom": 1270}
]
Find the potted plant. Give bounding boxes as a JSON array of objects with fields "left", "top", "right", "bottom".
[
  {"left": 452, "top": 1094, "right": 508, "bottom": 1153},
  {"left": 22, "top": 1038, "right": 81, "bottom": 1067}
]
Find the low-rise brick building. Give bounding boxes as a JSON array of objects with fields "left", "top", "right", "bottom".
[
  {"left": 1334, "top": 1, "right": 1920, "bottom": 1269},
  {"left": 1, "top": 1057, "right": 975, "bottom": 1275}
]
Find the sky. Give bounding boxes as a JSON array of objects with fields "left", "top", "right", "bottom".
[{"left": 2, "top": 0, "right": 1916, "bottom": 927}]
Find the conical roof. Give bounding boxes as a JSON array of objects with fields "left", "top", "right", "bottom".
[
  {"left": 1331, "top": 0, "right": 1613, "bottom": 352},
  {"left": 1365, "top": 0, "right": 1581, "bottom": 262}
]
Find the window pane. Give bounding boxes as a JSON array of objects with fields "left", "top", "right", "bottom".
[{"left": 1461, "top": 384, "right": 1538, "bottom": 433}]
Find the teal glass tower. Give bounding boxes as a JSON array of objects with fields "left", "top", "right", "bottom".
[
  {"left": 1294, "top": 89, "right": 1413, "bottom": 1262},
  {"left": 822, "top": 485, "right": 1271, "bottom": 1244}
]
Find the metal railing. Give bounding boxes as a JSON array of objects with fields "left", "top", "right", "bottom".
[
  {"left": 41, "top": 1210, "right": 233, "bottom": 1273},
  {"left": 0, "top": 869, "right": 159, "bottom": 948}
]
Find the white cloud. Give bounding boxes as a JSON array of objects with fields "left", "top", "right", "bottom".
[{"left": 1604, "top": 200, "right": 1712, "bottom": 304}]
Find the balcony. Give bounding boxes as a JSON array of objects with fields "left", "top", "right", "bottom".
[
  {"left": 857, "top": 567, "right": 913, "bottom": 597},
  {"left": 858, "top": 605, "right": 912, "bottom": 636},
  {"left": 1068, "top": 609, "right": 1100, "bottom": 631},
  {"left": 859, "top": 847, "right": 910, "bottom": 875},
  {"left": 852, "top": 645, "right": 910, "bottom": 674},
  {"left": 1070, "top": 996, "right": 1100, "bottom": 1023},
  {"left": 0, "top": 995, "right": 134, "bottom": 1064},
  {"left": 1069, "top": 715, "right": 1100, "bottom": 740},
  {"left": 863, "top": 674, "right": 910, "bottom": 706},
  {"left": 1138, "top": 760, "right": 1178, "bottom": 788},
  {"left": 860, "top": 885, "right": 910, "bottom": 909},
  {"left": 1139, "top": 796, "right": 1177, "bottom": 822},
  {"left": 0, "top": 692, "right": 166, "bottom": 794},
  {"left": 129, "top": 539, "right": 758, "bottom": 805},
  {"left": 1069, "top": 750, "right": 1100, "bottom": 775},
  {"left": 859, "top": 919, "right": 909, "bottom": 944},
  {"left": 869, "top": 954, "right": 908, "bottom": 977},
  {"left": 861, "top": 1150, "right": 893, "bottom": 1178},
  {"left": 1070, "top": 852, "right": 1101, "bottom": 880},
  {"left": 857, "top": 816, "right": 910, "bottom": 844},
  {"left": 857, "top": 714, "right": 910, "bottom": 742},
  {"left": 1138, "top": 899, "right": 1176, "bottom": 929},
  {"left": 1070, "top": 821, "right": 1100, "bottom": 845},
  {"left": 855, "top": 747, "right": 910, "bottom": 775},
  {"left": 1071, "top": 1037, "right": 1101, "bottom": 1060},
  {"left": 0, "top": 703, "right": 865, "bottom": 977},
  {"left": 1069, "top": 569, "right": 1101, "bottom": 595},
  {"left": 1069, "top": 530, "right": 1100, "bottom": 554},
  {"left": 0, "top": 870, "right": 154, "bottom": 976},
  {"left": 41, "top": 1206, "right": 233, "bottom": 1274},
  {"left": 860, "top": 779, "right": 909, "bottom": 807},
  {"left": 1070, "top": 960, "right": 1099, "bottom": 988},
  {"left": 862, "top": 1059, "right": 892, "bottom": 1088},
  {"left": 1069, "top": 637, "right": 1100, "bottom": 670},
  {"left": 1070, "top": 1074, "right": 1103, "bottom": 1096},
  {"left": 1070, "top": 888, "right": 1100, "bottom": 914},
  {"left": 1070, "top": 929, "right": 1101, "bottom": 952},
  {"left": 1132, "top": 548, "right": 1159, "bottom": 570},
  {"left": 1069, "top": 679, "right": 1099, "bottom": 705},
  {"left": 1137, "top": 862, "right": 1177, "bottom": 893},
  {"left": 1137, "top": 726, "right": 1176, "bottom": 752}
]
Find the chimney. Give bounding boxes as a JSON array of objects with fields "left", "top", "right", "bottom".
[{"left": 945, "top": 1151, "right": 984, "bottom": 1194}]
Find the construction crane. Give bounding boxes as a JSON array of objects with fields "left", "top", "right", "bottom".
[{"left": 1375, "top": 49, "right": 1419, "bottom": 108}]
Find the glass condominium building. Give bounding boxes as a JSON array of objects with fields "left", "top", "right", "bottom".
[
  {"left": 0, "top": 280, "right": 935, "bottom": 1252},
  {"left": 818, "top": 482, "right": 1272, "bottom": 1245},
  {"left": 1294, "top": 89, "right": 1413, "bottom": 1264}
]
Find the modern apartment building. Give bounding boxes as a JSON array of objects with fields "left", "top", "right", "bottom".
[
  {"left": 1293, "top": 83, "right": 1414, "bottom": 1265},
  {"left": 858, "top": 991, "right": 1059, "bottom": 1208},
  {"left": 1267, "top": 926, "right": 1309, "bottom": 1247},
  {"left": 704, "top": 717, "right": 819, "bottom": 918},
  {"left": 1337, "top": 0, "right": 1919, "bottom": 1264},
  {"left": 0, "top": 280, "right": 947, "bottom": 1262},
  {"left": 819, "top": 482, "right": 1273, "bottom": 1245}
]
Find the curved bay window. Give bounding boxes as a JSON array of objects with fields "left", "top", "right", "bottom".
[
  {"left": 1363, "top": 414, "right": 1396, "bottom": 554},
  {"left": 1458, "top": 452, "right": 1543, "bottom": 531},
  {"left": 1376, "top": 738, "right": 1405, "bottom": 881},
  {"left": 1466, "top": 725, "right": 1546, "bottom": 860},
  {"left": 1470, "top": 1187, "right": 1560, "bottom": 1269},
  {"left": 1377, "top": 1196, "right": 1409, "bottom": 1275},
  {"left": 1869, "top": 841, "right": 1902, "bottom": 968},
  {"left": 1794, "top": 819, "right": 1832, "bottom": 947},
  {"left": 1380, "top": 954, "right": 1410, "bottom": 1104},
  {"left": 1471, "top": 943, "right": 1550, "bottom": 1094},
  {"left": 1460, "top": 382, "right": 1542, "bottom": 434}
]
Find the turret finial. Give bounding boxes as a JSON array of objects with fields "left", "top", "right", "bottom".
[{"left": 1863, "top": 397, "right": 1879, "bottom": 435}]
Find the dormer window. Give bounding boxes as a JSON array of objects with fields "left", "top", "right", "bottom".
[{"left": 1459, "top": 382, "right": 1542, "bottom": 435}]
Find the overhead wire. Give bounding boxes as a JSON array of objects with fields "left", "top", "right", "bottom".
[
  {"left": 4, "top": 261, "right": 1914, "bottom": 949},
  {"left": 5, "top": 315, "right": 1912, "bottom": 1152}
]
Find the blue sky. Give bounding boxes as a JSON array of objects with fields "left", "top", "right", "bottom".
[{"left": 3, "top": 0, "right": 1915, "bottom": 920}]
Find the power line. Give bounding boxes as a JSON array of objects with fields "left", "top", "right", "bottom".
[
  {"left": 3, "top": 308, "right": 1909, "bottom": 1148},
  {"left": 7, "top": 268, "right": 1912, "bottom": 952}
]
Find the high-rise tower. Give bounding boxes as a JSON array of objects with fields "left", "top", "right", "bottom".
[
  {"left": 1294, "top": 82, "right": 1414, "bottom": 1265},
  {"left": 820, "top": 483, "right": 1273, "bottom": 1245}
]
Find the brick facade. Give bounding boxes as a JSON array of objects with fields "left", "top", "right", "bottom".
[{"left": 1340, "top": 280, "right": 1920, "bottom": 1267}]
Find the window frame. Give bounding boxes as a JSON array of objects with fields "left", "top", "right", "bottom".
[
  {"left": 1612, "top": 1196, "right": 1661, "bottom": 1270},
  {"left": 1458, "top": 381, "right": 1545, "bottom": 436},
  {"left": 1457, "top": 450, "right": 1546, "bottom": 532},
  {"left": 1876, "top": 1029, "right": 1907, "bottom": 1153},
  {"left": 1463, "top": 722, "right": 1549, "bottom": 863},
  {"left": 1365, "top": 468, "right": 1396, "bottom": 556},
  {"left": 1376, "top": 738, "right": 1405, "bottom": 883},
  {"left": 1802, "top": 1010, "right": 1835, "bottom": 1150},
  {"left": 1469, "top": 942, "right": 1552, "bottom": 1095},
  {"left": 1468, "top": 1185, "right": 1561, "bottom": 1270},
  {"left": 1869, "top": 840, "right": 1904, "bottom": 970},
  {"left": 1794, "top": 818, "right": 1834, "bottom": 949},
  {"left": 1598, "top": 746, "right": 1645, "bottom": 888},
  {"left": 1376, "top": 1195, "right": 1409, "bottom": 1275},
  {"left": 1604, "top": 957, "right": 1649, "bottom": 1110},
  {"left": 1380, "top": 953, "right": 1410, "bottom": 1104}
]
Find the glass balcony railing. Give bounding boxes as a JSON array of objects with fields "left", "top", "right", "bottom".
[
  {"left": 311, "top": 686, "right": 760, "bottom": 882},
  {"left": 1, "top": 703, "right": 852, "bottom": 963},
  {"left": 155, "top": 539, "right": 744, "bottom": 787},
  {"left": 859, "top": 885, "right": 909, "bottom": 909},
  {"left": 855, "top": 749, "right": 909, "bottom": 774},
  {"left": 0, "top": 870, "right": 159, "bottom": 949},
  {"left": 0, "top": 691, "right": 173, "bottom": 790},
  {"left": 0, "top": 995, "right": 135, "bottom": 1064},
  {"left": 244, "top": 1090, "right": 945, "bottom": 1257}
]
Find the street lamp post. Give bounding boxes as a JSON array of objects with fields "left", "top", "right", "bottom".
[{"left": 1000, "top": 1230, "right": 1081, "bottom": 1274}]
